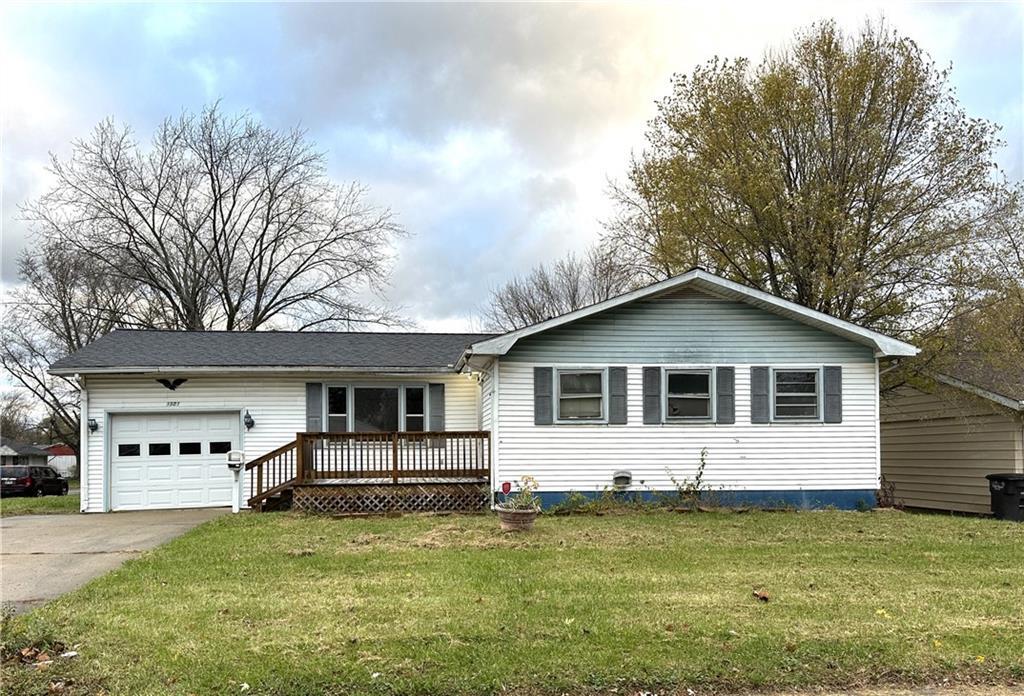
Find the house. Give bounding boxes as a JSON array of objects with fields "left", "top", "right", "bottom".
[
  {"left": 0, "top": 438, "right": 51, "bottom": 469},
  {"left": 49, "top": 268, "right": 918, "bottom": 514},
  {"left": 881, "top": 367, "right": 1024, "bottom": 514},
  {"left": 44, "top": 443, "right": 78, "bottom": 477}
]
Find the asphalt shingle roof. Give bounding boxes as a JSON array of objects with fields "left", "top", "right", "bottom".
[
  {"left": 49, "top": 330, "right": 495, "bottom": 373},
  {"left": 0, "top": 438, "right": 51, "bottom": 458}
]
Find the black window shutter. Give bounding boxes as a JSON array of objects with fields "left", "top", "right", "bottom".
[
  {"left": 750, "top": 367, "right": 770, "bottom": 424},
  {"left": 716, "top": 367, "right": 735, "bottom": 424},
  {"left": 534, "top": 367, "right": 553, "bottom": 425},
  {"left": 428, "top": 383, "right": 446, "bottom": 431},
  {"left": 642, "top": 367, "right": 662, "bottom": 424},
  {"left": 823, "top": 366, "right": 843, "bottom": 423},
  {"left": 608, "top": 367, "right": 628, "bottom": 424},
  {"left": 305, "top": 383, "right": 323, "bottom": 432}
]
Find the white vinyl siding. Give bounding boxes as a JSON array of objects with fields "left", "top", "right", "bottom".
[
  {"left": 81, "top": 372, "right": 480, "bottom": 512},
  {"left": 494, "top": 360, "right": 878, "bottom": 493},
  {"left": 504, "top": 287, "right": 874, "bottom": 365},
  {"left": 480, "top": 368, "right": 493, "bottom": 432}
]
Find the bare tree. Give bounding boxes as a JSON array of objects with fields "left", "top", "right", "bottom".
[
  {"left": 0, "top": 391, "right": 36, "bottom": 442},
  {"left": 483, "top": 246, "right": 635, "bottom": 331},
  {"left": 25, "top": 104, "right": 405, "bottom": 331},
  {"left": 5, "top": 104, "right": 406, "bottom": 452},
  {"left": 0, "top": 242, "right": 138, "bottom": 454}
]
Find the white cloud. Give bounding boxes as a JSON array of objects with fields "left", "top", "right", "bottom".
[{"left": 1, "top": 1, "right": 1020, "bottom": 331}]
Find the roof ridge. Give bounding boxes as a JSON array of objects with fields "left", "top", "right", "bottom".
[{"left": 110, "top": 328, "right": 494, "bottom": 336}]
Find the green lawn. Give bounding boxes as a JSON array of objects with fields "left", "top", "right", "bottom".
[
  {"left": 2, "top": 510, "right": 1022, "bottom": 695},
  {"left": 0, "top": 493, "right": 79, "bottom": 517}
]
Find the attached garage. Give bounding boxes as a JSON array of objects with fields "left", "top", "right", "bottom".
[{"left": 109, "top": 412, "right": 240, "bottom": 511}]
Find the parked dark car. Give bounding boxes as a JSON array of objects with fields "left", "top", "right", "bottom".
[{"left": 0, "top": 465, "right": 69, "bottom": 497}]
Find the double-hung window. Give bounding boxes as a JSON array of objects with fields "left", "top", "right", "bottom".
[
  {"left": 556, "top": 370, "right": 605, "bottom": 421},
  {"left": 665, "top": 369, "right": 713, "bottom": 420},
  {"left": 773, "top": 369, "right": 820, "bottom": 420},
  {"left": 404, "top": 386, "right": 425, "bottom": 432},
  {"left": 327, "top": 386, "right": 349, "bottom": 432}
]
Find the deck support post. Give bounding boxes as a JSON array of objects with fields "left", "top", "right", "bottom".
[
  {"left": 296, "top": 433, "right": 306, "bottom": 483},
  {"left": 391, "top": 432, "right": 399, "bottom": 484}
]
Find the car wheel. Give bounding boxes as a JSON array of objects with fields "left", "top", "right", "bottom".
[
  {"left": 61, "top": 486, "right": 69, "bottom": 496},
  {"left": 35, "top": 487, "right": 45, "bottom": 497}
]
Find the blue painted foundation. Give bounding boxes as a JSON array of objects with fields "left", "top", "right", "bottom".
[{"left": 525, "top": 489, "right": 877, "bottom": 511}]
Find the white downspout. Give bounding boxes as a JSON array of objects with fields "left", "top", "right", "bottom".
[
  {"left": 77, "top": 374, "right": 88, "bottom": 513},
  {"left": 490, "top": 358, "right": 500, "bottom": 509},
  {"left": 874, "top": 359, "right": 882, "bottom": 491}
]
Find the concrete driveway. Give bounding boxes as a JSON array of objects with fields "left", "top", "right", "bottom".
[{"left": 1, "top": 508, "right": 228, "bottom": 614}]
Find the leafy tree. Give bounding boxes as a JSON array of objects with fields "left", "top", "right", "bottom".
[
  {"left": 926, "top": 191, "right": 1024, "bottom": 394},
  {"left": 606, "top": 20, "right": 1005, "bottom": 336},
  {"left": 483, "top": 246, "right": 634, "bottom": 331}
]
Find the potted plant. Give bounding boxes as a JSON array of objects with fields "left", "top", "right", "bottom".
[{"left": 494, "top": 476, "right": 541, "bottom": 531}]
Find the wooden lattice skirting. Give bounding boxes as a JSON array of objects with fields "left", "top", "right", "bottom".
[{"left": 293, "top": 483, "right": 489, "bottom": 515}]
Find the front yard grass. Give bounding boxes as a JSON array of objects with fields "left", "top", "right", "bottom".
[
  {"left": 2, "top": 510, "right": 1022, "bottom": 695},
  {"left": 0, "top": 493, "right": 79, "bottom": 517}
]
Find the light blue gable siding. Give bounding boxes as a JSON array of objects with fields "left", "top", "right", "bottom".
[{"left": 503, "top": 288, "right": 875, "bottom": 364}]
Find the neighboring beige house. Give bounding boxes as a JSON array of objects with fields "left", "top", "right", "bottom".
[{"left": 881, "top": 369, "right": 1024, "bottom": 514}]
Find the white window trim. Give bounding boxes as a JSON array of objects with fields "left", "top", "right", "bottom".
[
  {"left": 325, "top": 385, "right": 350, "bottom": 432},
  {"left": 554, "top": 367, "right": 608, "bottom": 424},
  {"left": 770, "top": 367, "right": 823, "bottom": 423},
  {"left": 322, "top": 382, "right": 430, "bottom": 433},
  {"left": 402, "top": 385, "right": 427, "bottom": 432},
  {"left": 662, "top": 367, "right": 717, "bottom": 423}
]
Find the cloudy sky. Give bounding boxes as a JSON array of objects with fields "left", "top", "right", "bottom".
[{"left": 2, "top": 1, "right": 1021, "bottom": 331}]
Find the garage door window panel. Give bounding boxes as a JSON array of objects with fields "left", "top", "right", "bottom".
[
  {"left": 148, "top": 443, "right": 171, "bottom": 456},
  {"left": 118, "top": 444, "right": 141, "bottom": 457},
  {"left": 179, "top": 442, "right": 201, "bottom": 455},
  {"left": 209, "top": 441, "right": 232, "bottom": 454}
]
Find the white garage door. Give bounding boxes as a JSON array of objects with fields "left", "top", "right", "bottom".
[{"left": 110, "top": 412, "right": 239, "bottom": 511}]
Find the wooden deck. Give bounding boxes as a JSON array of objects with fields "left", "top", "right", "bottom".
[{"left": 245, "top": 431, "right": 490, "bottom": 513}]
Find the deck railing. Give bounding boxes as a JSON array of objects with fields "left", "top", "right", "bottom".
[
  {"left": 245, "top": 430, "right": 491, "bottom": 509},
  {"left": 245, "top": 440, "right": 299, "bottom": 508},
  {"left": 298, "top": 431, "right": 490, "bottom": 483}
]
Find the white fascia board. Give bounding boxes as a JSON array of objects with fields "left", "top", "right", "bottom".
[
  {"left": 464, "top": 269, "right": 919, "bottom": 359},
  {"left": 935, "top": 374, "right": 1024, "bottom": 412}
]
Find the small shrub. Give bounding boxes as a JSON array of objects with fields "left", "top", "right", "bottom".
[
  {"left": 876, "top": 475, "right": 904, "bottom": 509},
  {"left": 667, "top": 447, "right": 711, "bottom": 510},
  {"left": 546, "top": 490, "right": 589, "bottom": 515}
]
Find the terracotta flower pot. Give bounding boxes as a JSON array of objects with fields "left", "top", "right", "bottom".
[{"left": 495, "top": 506, "right": 539, "bottom": 532}]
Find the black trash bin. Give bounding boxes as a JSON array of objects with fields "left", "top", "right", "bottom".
[{"left": 985, "top": 473, "right": 1024, "bottom": 521}]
